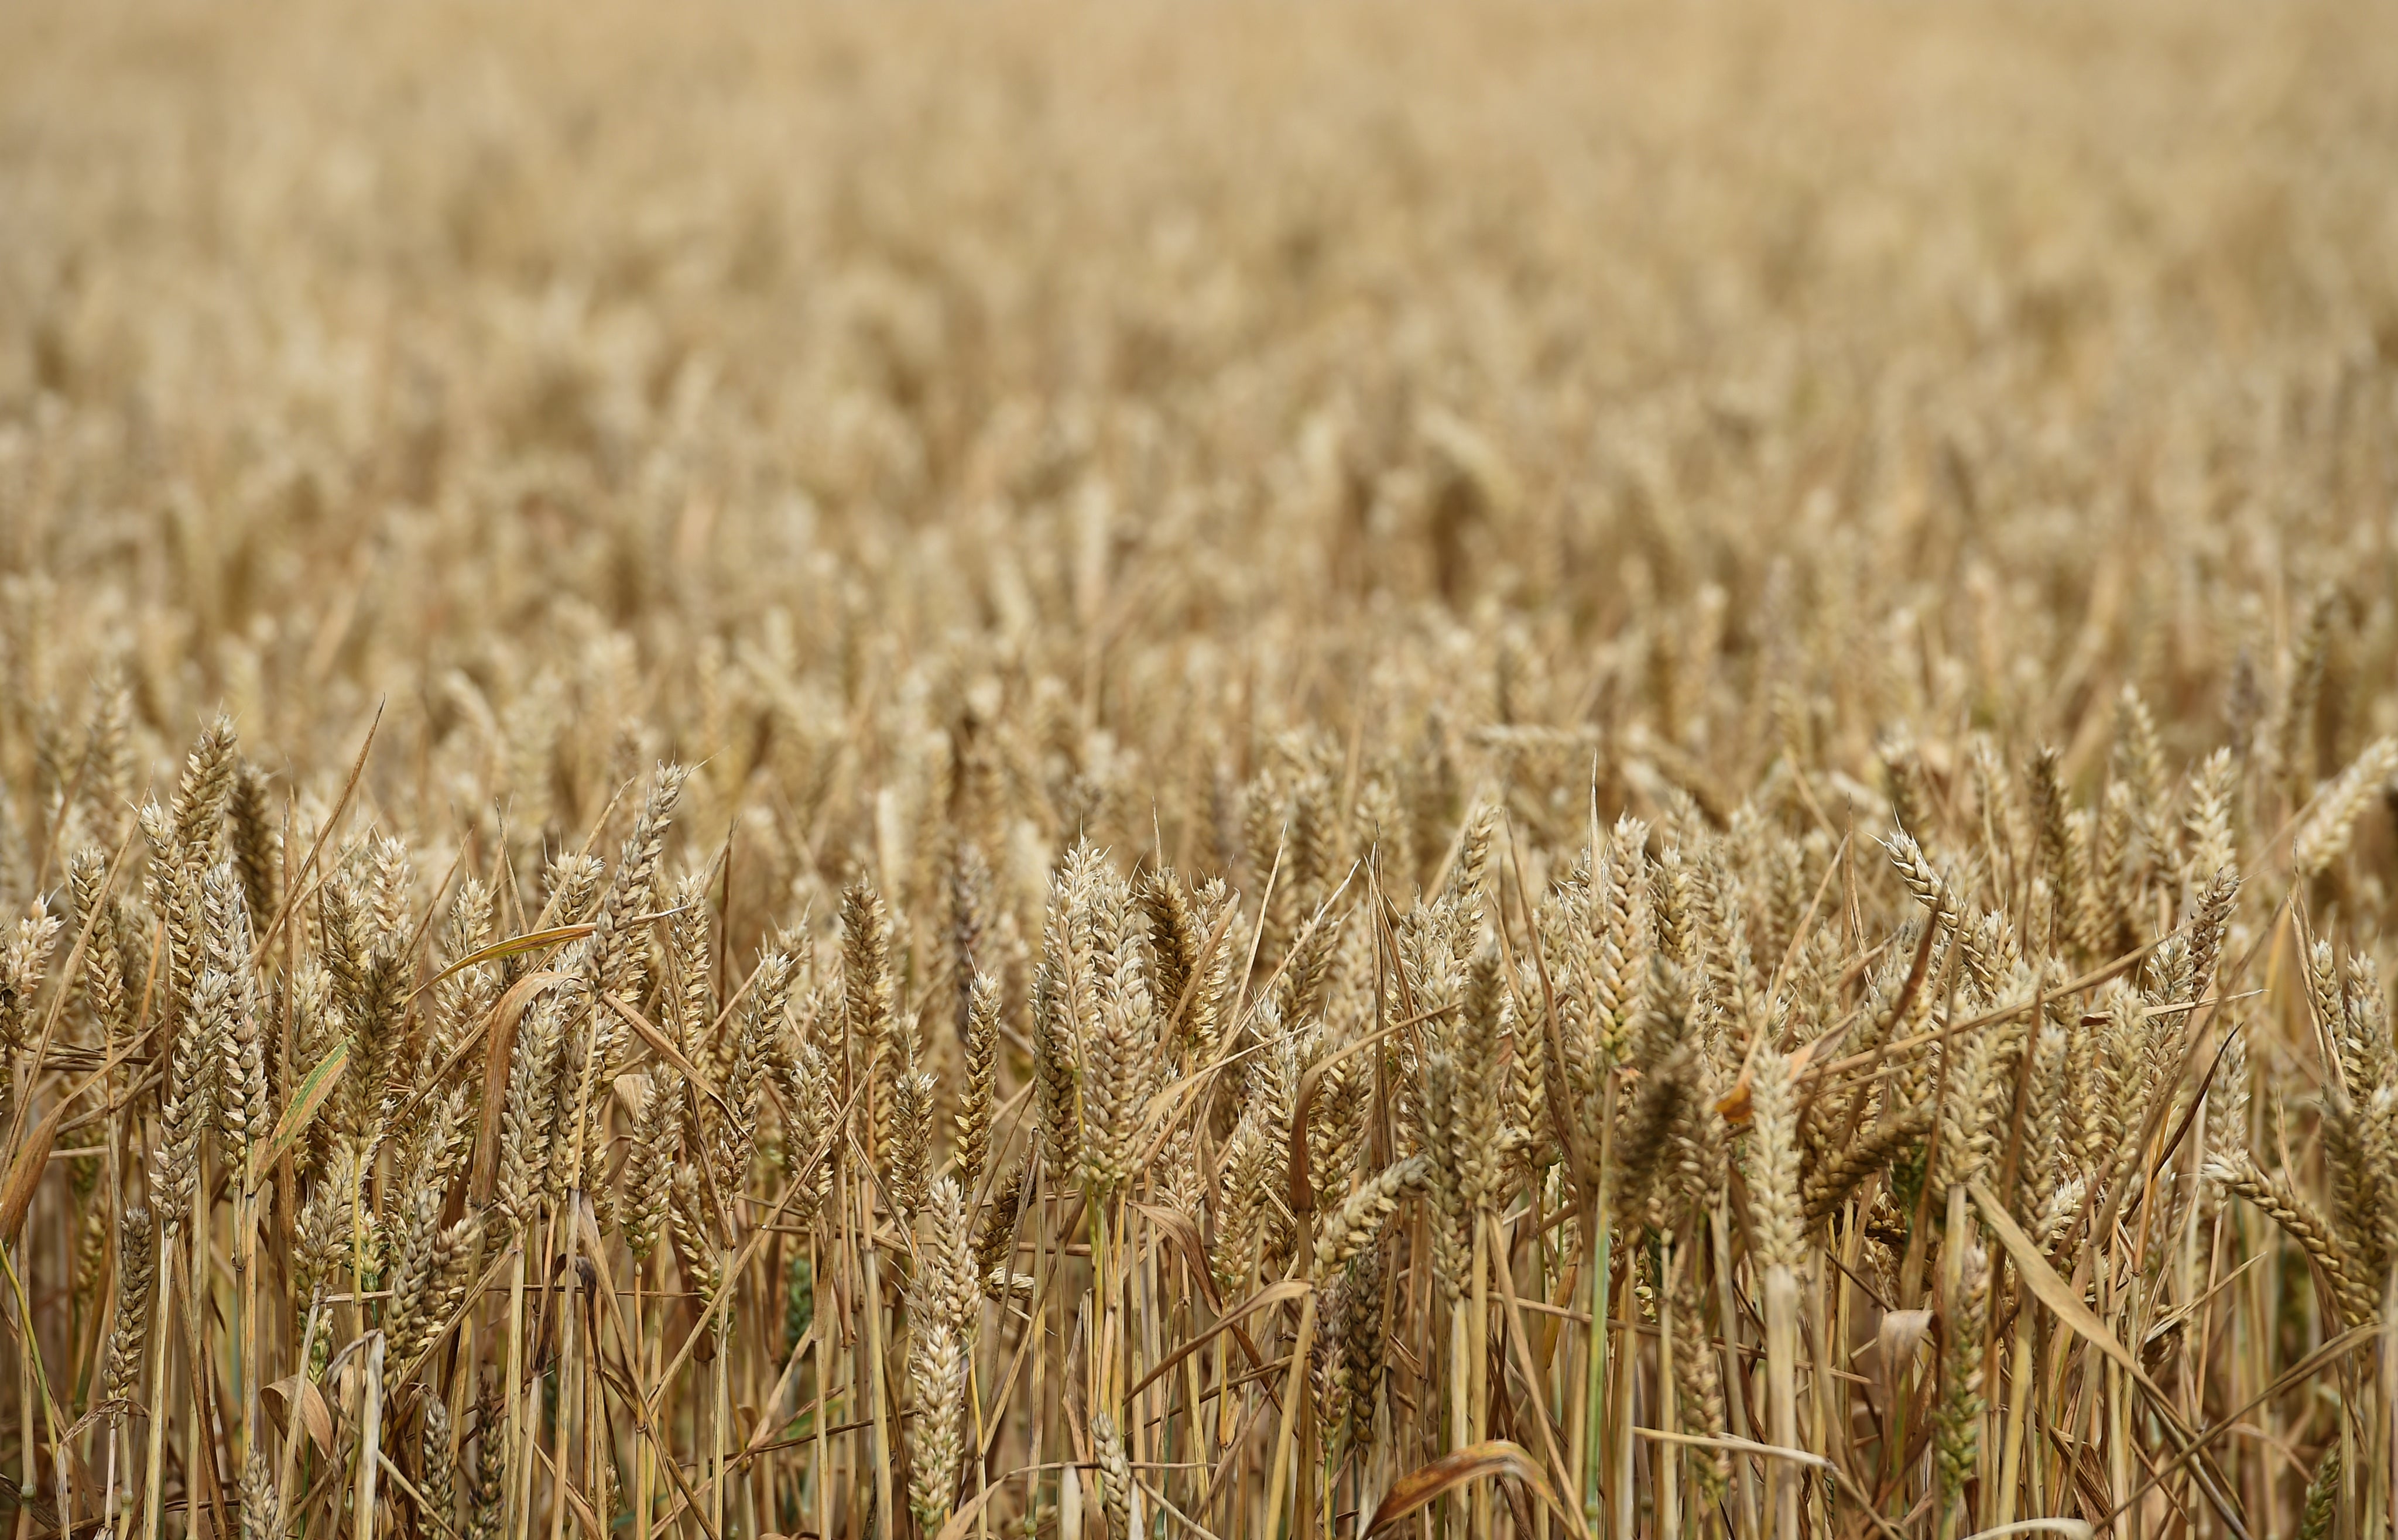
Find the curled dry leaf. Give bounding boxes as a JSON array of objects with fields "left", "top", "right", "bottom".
[
  {"left": 262, "top": 1374, "right": 336, "bottom": 1456},
  {"left": 1364, "top": 1440, "right": 1571, "bottom": 1538}
]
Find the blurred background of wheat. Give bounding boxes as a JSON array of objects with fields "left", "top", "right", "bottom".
[{"left": 3, "top": 2, "right": 2398, "bottom": 1538}]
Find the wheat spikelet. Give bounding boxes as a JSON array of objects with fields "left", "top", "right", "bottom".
[
  {"left": 2181, "top": 749, "right": 2239, "bottom": 891},
  {"left": 101, "top": 1203, "right": 153, "bottom": 1405},
  {"left": 664, "top": 871, "right": 715, "bottom": 1060},
  {"left": 1591, "top": 818, "right": 1653, "bottom": 1010},
  {"left": 78, "top": 668, "right": 134, "bottom": 852},
  {"left": 227, "top": 760, "right": 279, "bottom": 932},
  {"left": 2183, "top": 863, "right": 2239, "bottom": 1008},
  {"left": 1934, "top": 1016, "right": 2015, "bottom": 1202},
  {"left": 386, "top": 1184, "right": 479, "bottom": 1366},
  {"left": 943, "top": 839, "right": 991, "bottom": 1040},
  {"left": 2343, "top": 958, "right": 2392, "bottom": 1082},
  {"left": 547, "top": 992, "right": 608, "bottom": 1205},
  {"left": 140, "top": 801, "right": 204, "bottom": 1026},
  {"left": 2085, "top": 780, "right": 2138, "bottom": 961},
  {"left": 841, "top": 879, "right": 897, "bottom": 1167},
  {"left": 622, "top": 1073, "right": 681, "bottom": 1265},
  {"left": 1690, "top": 844, "right": 1753, "bottom": 1068},
  {"left": 170, "top": 716, "right": 239, "bottom": 875},
  {"left": 667, "top": 1165, "right": 724, "bottom": 1304},
  {"left": 888, "top": 1010, "right": 935, "bottom": 1222},
  {"left": 203, "top": 968, "right": 270, "bottom": 1179},
  {"left": 2204, "top": 1016, "right": 2252, "bottom": 1208},
  {"left": 2115, "top": 686, "right": 2169, "bottom": 876},
  {"left": 1090, "top": 1411, "right": 1132, "bottom": 1540},
  {"left": 1669, "top": 1262, "right": 1730, "bottom": 1500},
  {"left": 2030, "top": 1175, "right": 2088, "bottom": 1256},
  {"left": 590, "top": 763, "right": 688, "bottom": 1000},
  {"left": 240, "top": 1442, "right": 282, "bottom": 1540},
  {"left": 1312, "top": 1156, "right": 1426, "bottom": 1279},
  {"left": 1885, "top": 831, "right": 1959, "bottom": 934},
  {"left": 1273, "top": 903, "right": 1343, "bottom": 1031},
  {"left": 420, "top": 1397, "right": 457, "bottom": 1538},
  {"left": 1310, "top": 1045, "right": 1371, "bottom": 1198},
  {"left": 2318, "top": 1085, "right": 2386, "bottom": 1285},
  {"left": 1211, "top": 1116, "right": 1274, "bottom": 1292},
  {"left": 1340, "top": 1237, "right": 1392, "bottom": 1432},
  {"left": 2310, "top": 942, "right": 2360, "bottom": 1084},
  {"left": 543, "top": 852, "right": 607, "bottom": 929},
  {"left": 0, "top": 897, "right": 59, "bottom": 1069},
  {"left": 2027, "top": 747, "right": 2080, "bottom": 952},
  {"left": 2291, "top": 735, "right": 2398, "bottom": 877},
  {"left": 157, "top": 983, "right": 216, "bottom": 1231},
  {"left": 2012, "top": 1017, "right": 2070, "bottom": 1217},
  {"left": 1747, "top": 1046, "right": 1804, "bottom": 1267},
  {"left": 1495, "top": 973, "right": 1550, "bottom": 1178},
  {"left": 67, "top": 848, "right": 128, "bottom": 1040},
  {"left": 323, "top": 847, "right": 409, "bottom": 1146},
  {"left": 713, "top": 947, "right": 793, "bottom": 1203},
  {"left": 1239, "top": 769, "right": 1290, "bottom": 952},
  {"left": 1803, "top": 1105, "right": 1932, "bottom": 1225},
  {"left": 465, "top": 1389, "right": 505, "bottom": 1540},
  {"left": 2297, "top": 1442, "right": 2342, "bottom": 1540},
  {"left": 1137, "top": 867, "right": 1211, "bottom": 1062},
  {"left": 955, "top": 972, "right": 1001, "bottom": 1196},
  {"left": 2053, "top": 970, "right": 2103, "bottom": 1179},
  {"left": 2209, "top": 1152, "right": 2374, "bottom": 1325},
  {"left": 1073, "top": 860, "right": 1149, "bottom": 1198},
  {"left": 2280, "top": 586, "right": 2339, "bottom": 800},
  {"left": 905, "top": 1177, "right": 977, "bottom": 1532},
  {"left": 975, "top": 1163, "right": 1028, "bottom": 1300},
  {"left": 294, "top": 1161, "right": 359, "bottom": 1304},
  {"left": 1933, "top": 1233, "right": 1989, "bottom": 1507},
  {"left": 1032, "top": 854, "right": 1092, "bottom": 1184},
  {"left": 1440, "top": 802, "right": 1495, "bottom": 942},
  {"left": 770, "top": 1020, "right": 834, "bottom": 1230},
  {"left": 497, "top": 991, "right": 568, "bottom": 1233}
]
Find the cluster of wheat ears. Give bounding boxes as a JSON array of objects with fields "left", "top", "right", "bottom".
[{"left": 4, "top": 2, "right": 2398, "bottom": 1539}]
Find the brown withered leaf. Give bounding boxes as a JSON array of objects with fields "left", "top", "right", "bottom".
[
  {"left": 263, "top": 1374, "right": 335, "bottom": 1456},
  {"left": 0, "top": 1099, "right": 65, "bottom": 1239},
  {"left": 1364, "top": 1440, "right": 1573, "bottom": 1538}
]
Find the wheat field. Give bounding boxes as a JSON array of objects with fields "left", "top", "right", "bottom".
[{"left": 2, "top": 2, "right": 2397, "bottom": 1538}]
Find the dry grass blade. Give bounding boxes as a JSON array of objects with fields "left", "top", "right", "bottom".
[
  {"left": 1630, "top": 1428, "right": 1832, "bottom": 1469},
  {"left": 253, "top": 699, "right": 384, "bottom": 957},
  {"left": 255, "top": 1038, "right": 349, "bottom": 1179},
  {"left": 602, "top": 992, "right": 727, "bottom": 1102},
  {"left": 1125, "top": 1280, "right": 1308, "bottom": 1401},
  {"left": 1969, "top": 1184, "right": 2252, "bottom": 1539},
  {"left": 0, "top": 1100, "right": 66, "bottom": 1239},
  {"left": 1969, "top": 1185, "right": 2154, "bottom": 1390},
  {"left": 1362, "top": 1441, "right": 1570, "bottom": 1537}
]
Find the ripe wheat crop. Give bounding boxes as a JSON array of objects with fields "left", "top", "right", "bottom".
[{"left": 2, "top": 2, "right": 2397, "bottom": 1538}]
